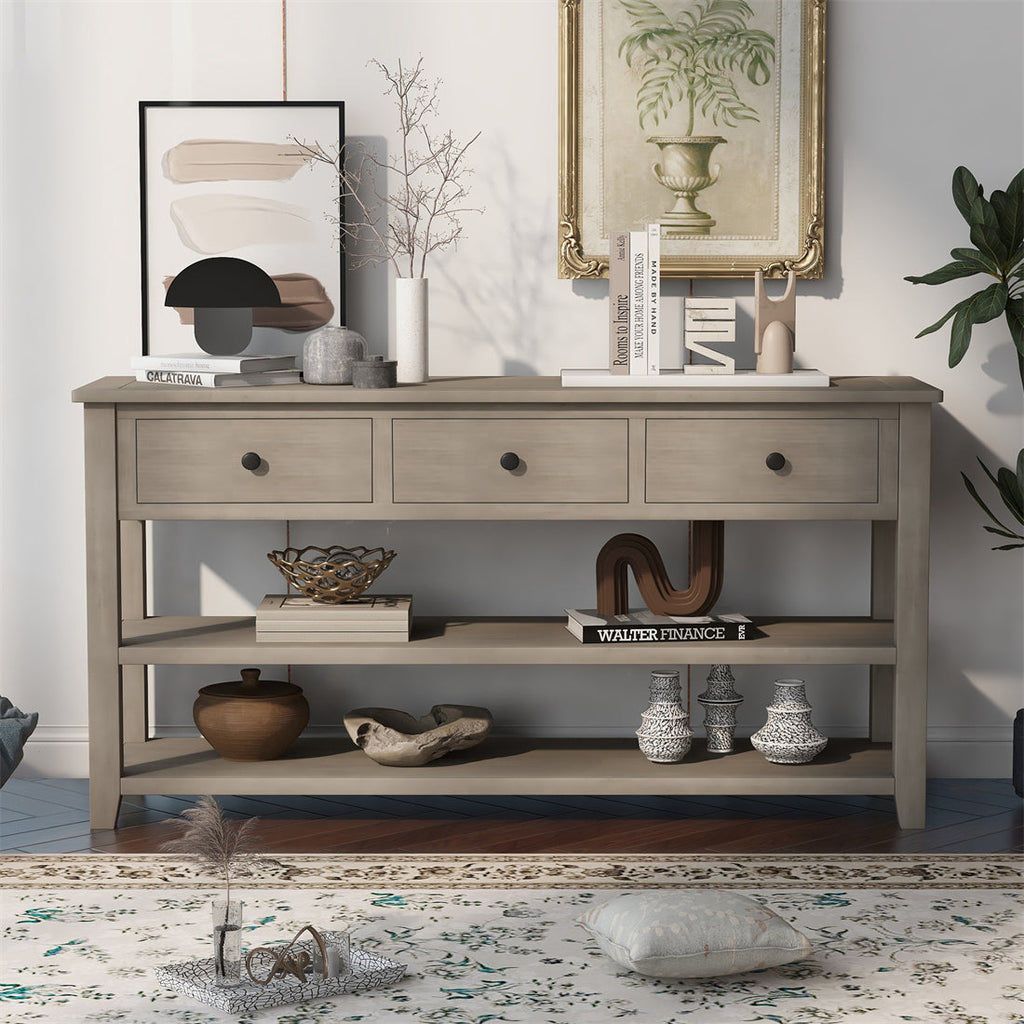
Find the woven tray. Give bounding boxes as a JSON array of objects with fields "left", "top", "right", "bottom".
[{"left": 155, "top": 942, "right": 407, "bottom": 1012}]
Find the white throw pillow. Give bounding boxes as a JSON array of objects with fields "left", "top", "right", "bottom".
[{"left": 576, "top": 890, "right": 813, "bottom": 978}]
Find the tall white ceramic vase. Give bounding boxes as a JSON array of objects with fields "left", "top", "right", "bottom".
[{"left": 396, "top": 277, "right": 428, "bottom": 383}]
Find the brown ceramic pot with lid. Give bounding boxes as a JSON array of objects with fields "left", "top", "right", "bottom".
[{"left": 193, "top": 668, "right": 309, "bottom": 761}]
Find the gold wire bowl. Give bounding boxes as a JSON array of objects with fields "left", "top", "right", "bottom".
[{"left": 267, "top": 545, "right": 397, "bottom": 603}]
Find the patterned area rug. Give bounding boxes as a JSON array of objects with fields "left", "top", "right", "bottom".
[{"left": 1, "top": 854, "right": 1021, "bottom": 1023}]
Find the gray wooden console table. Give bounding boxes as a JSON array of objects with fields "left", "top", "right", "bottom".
[{"left": 73, "top": 375, "right": 942, "bottom": 830}]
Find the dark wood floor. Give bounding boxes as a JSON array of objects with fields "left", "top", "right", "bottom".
[{"left": 1, "top": 778, "right": 1020, "bottom": 855}]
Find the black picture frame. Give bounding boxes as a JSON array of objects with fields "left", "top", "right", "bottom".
[{"left": 139, "top": 100, "right": 345, "bottom": 355}]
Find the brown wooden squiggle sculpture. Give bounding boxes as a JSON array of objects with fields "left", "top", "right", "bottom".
[{"left": 596, "top": 524, "right": 724, "bottom": 617}]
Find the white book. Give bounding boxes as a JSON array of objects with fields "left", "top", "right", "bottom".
[
  {"left": 256, "top": 629, "right": 411, "bottom": 644},
  {"left": 560, "top": 368, "right": 831, "bottom": 388},
  {"left": 608, "top": 231, "right": 630, "bottom": 374},
  {"left": 646, "top": 223, "right": 661, "bottom": 375},
  {"left": 628, "top": 230, "right": 648, "bottom": 374},
  {"left": 135, "top": 369, "right": 302, "bottom": 388},
  {"left": 131, "top": 353, "right": 296, "bottom": 373},
  {"left": 256, "top": 595, "right": 412, "bottom": 621}
]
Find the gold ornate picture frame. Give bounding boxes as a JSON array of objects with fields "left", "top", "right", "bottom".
[{"left": 558, "top": 0, "right": 826, "bottom": 279}]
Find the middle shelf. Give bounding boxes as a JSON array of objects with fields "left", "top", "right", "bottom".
[{"left": 120, "top": 616, "right": 896, "bottom": 666}]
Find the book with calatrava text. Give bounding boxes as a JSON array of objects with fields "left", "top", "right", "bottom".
[
  {"left": 135, "top": 369, "right": 302, "bottom": 388},
  {"left": 565, "top": 609, "right": 755, "bottom": 644}
]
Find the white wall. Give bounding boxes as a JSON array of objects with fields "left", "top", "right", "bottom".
[{"left": 2, "top": 0, "right": 1021, "bottom": 779}]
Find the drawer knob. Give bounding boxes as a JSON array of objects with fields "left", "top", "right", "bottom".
[
  {"left": 499, "top": 451, "right": 521, "bottom": 471},
  {"left": 240, "top": 451, "right": 262, "bottom": 471},
  {"left": 765, "top": 451, "right": 786, "bottom": 471}
]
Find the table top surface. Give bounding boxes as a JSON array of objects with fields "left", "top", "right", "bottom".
[{"left": 73, "top": 375, "right": 943, "bottom": 406}]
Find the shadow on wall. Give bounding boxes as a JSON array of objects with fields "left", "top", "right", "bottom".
[
  {"left": 430, "top": 148, "right": 559, "bottom": 375},
  {"left": 339, "top": 136, "right": 391, "bottom": 357}
]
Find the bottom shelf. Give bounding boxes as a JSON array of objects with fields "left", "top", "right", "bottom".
[{"left": 122, "top": 737, "right": 894, "bottom": 798}]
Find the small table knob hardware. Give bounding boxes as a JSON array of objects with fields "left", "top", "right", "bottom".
[
  {"left": 241, "top": 451, "right": 262, "bottom": 471},
  {"left": 499, "top": 452, "right": 521, "bottom": 471},
  {"left": 765, "top": 452, "right": 786, "bottom": 471}
]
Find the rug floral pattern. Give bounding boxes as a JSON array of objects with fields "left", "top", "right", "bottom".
[{"left": 2, "top": 886, "right": 1021, "bottom": 1023}]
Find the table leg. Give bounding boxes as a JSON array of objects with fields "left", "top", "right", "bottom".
[
  {"left": 892, "top": 404, "right": 931, "bottom": 830},
  {"left": 84, "top": 405, "right": 123, "bottom": 829}
]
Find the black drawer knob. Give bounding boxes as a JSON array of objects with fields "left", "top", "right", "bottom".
[
  {"left": 499, "top": 452, "right": 521, "bottom": 471},
  {"left": 765, "top": 452, "right": 786, "bottom": 471},
  {"left": 241, "top": 451, "right": 262, "bottom": 471}
]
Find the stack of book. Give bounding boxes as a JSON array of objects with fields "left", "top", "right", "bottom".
[
  {"left": 255, "top": 594, "right": 412, "bottom": 643},
  {"left": 565, "top": 608, "right": 754, "bottom": 644},
  {"left": 608, "top": 223, "right": 660, "bottom": 377},
  {"left": 131, "top": 352, "right": 301, "bottom": 388}
]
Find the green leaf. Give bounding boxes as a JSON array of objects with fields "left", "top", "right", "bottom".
[
  {"left": 948, "top": 282, "right": 1009, "bottom": 365},
  {"left": 997, "top": 466, "right": 1024, "bottom": 517},
  {"left": 961, "top": 471, "right": 1020, "bottom": 534},
  {"left": 914, "top": 297, "right": 968, "bottom": 339},
  {"left": 949, "top": 247, "right": 1002, "bottom": 277},
  {"left": 904, "top": 261, "right": 982, "bottom": 286},
  {"left": 992, "top": 542, "right": 1024, "bottom": 550},
  {"left": 990, "top": 187, "right": 1024, "bottom": 258},
  {"left": 952, "top": 166, "right": 982, "bottom": 223},
  {"left": 1006, "top": 167, "right": 1024, "bottom": 196},
  {"left": 977, "top": 458, "right": 1024, "bottom": 525},
  {"left": 1006, "top": 298, "right": 1024, "bottom": 358},
  {"left": 968, "top": 196, "right": 1009, "bottom": 266}
]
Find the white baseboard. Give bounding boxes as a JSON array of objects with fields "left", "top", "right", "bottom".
[
  {"left": 14, "top": 724, "right": 1015, "bottom": 781},
  {"left": 16, "top": 726, "right": 89, "bottom": 779}
]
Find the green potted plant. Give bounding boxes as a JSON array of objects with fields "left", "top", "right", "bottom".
[
  {"left": 617, "top": 0, "right": 775, "bottom": 235},
  {"left": 905, "top": 165, "right": 1024, "bottom": 550}
]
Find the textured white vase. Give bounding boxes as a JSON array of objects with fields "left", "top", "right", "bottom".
[
  {"left": 396, "top": 277, "right": 428, "bottom": 383},
  {"left": 636, "top": 670, "right": 693, "bottom": 764}
]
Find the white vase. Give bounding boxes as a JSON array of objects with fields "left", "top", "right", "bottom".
[
  {"left": 636, "top": 670, "right": 693, "bottom": 764},
  {"left": 750, "top": 679, "right": 828, "bottom": 764},
  {"left": 696, "top": 664, "right": 743, "bottom": 754},
  {"left": 395, "top": 277, "right": 428, "bottom": 383}
]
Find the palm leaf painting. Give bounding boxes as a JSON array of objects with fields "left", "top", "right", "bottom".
[{"left": 618, "top": 0, "right": 776, "bottom": 134}]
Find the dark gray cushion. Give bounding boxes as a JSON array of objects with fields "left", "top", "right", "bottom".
[{"left": 0, "top": 697, "right": 38, "bottom": 787}]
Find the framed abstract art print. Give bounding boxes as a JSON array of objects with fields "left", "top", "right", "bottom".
[{"left": 139, "top": 101, "right": 344, "bottom": 354}]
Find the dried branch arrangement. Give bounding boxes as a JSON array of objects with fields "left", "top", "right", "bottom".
[
  {"left": 295, "top": 57, "right": 482, "bottom": 279},
  {"left": 160, "top": 794, "right": 271, "bottom": 905}
]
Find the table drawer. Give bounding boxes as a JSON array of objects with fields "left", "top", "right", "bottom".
[
  {"left": 134, "top": 417, "right": 372, "bottom": 504},
  {"left": 646, "top": 418, "right": 881, "bottom": 504},
  {"left": 392, "top": 418, "right": 628, "bottom": 503}
]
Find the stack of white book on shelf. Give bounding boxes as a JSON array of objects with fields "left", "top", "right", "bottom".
[
  {"left": 131, "top": 352, "right": 301, "bottom": 388},
  {"left": 255, "top": 594, "right": 412, "bottom": 643}
]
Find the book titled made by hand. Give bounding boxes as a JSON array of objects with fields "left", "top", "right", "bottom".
[
  {"left": 136, "top": 369, "right": 302, "bottom": 388},
  {"left": 565, "top": 609, "right": 754, "bottom": 644}
]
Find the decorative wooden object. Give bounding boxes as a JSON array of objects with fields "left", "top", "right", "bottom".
[
  {"left": 267, "top": 545, "right": 396, "bottom": 602},
  {"left": 595, "top": 527, "right": 724, "bottom": 617},
  {"left": 193, "top": 668, "right": 309, "bottom": 761},
  {"left": 684, "top": 298, "right": 736, "bottom": 374},
  {"left": 754, "top": 270, "right": 796, "bottom": 374}
]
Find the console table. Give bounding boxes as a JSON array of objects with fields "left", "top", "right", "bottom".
[{"left": 73, "top": 375, "right": 942, "bottom": 830}]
